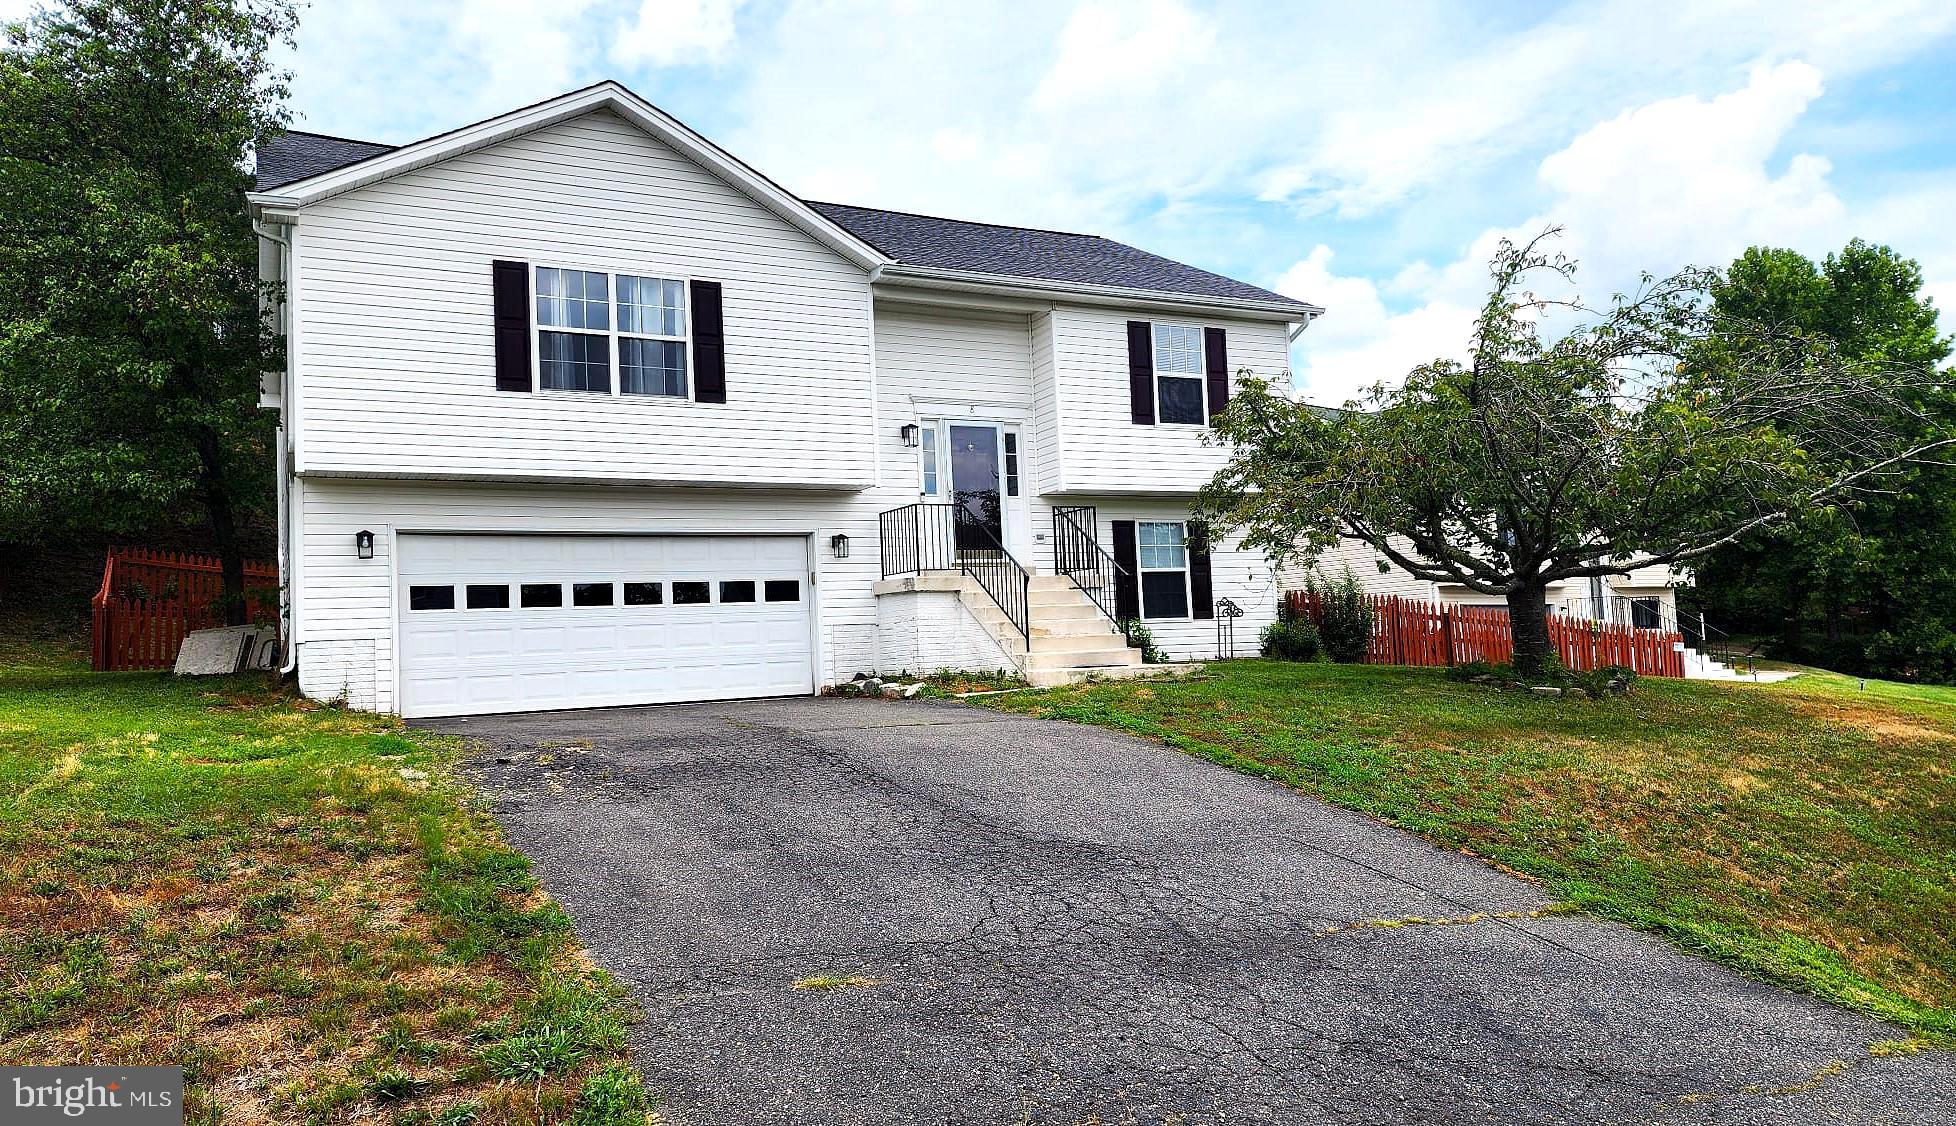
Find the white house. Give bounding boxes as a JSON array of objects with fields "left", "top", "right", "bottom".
[
  {"left": 248, "top": 82, "right": 1322, "bottom": 718},
  {"left": 1295, "top": 540, "right": 1687, "bottom": 630}
]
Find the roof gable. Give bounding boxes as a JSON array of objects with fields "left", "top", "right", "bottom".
[{"left": 251, "top": 81, "right": 1315, "bottom": 314}]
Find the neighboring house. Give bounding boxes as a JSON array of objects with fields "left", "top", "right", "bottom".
[
  {"left": 1289, "top": 540, "right": 1688, "bottom": 630},
  {"left": 248, "top": 81, "right": 1321, "bottom": 718}
]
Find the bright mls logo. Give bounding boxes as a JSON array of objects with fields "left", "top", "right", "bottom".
[{"left": 4, "top": 1068, "right": 182, "bottom": 1126}]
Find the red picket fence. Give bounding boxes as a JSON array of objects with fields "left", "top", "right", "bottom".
[
  {"left": 90, "top": 547, "right": 279, "bottom": 671},
  {"left": 1283, "top": 591, "right": 1686, "bottom": 678}
]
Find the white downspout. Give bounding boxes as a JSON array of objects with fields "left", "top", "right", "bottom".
[{"left": 254, "top": 218, "right": 300, "bottom": 674}]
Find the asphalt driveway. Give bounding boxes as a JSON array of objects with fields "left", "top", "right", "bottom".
[{"left": 430, "top": 697, "right": 1956, "bottom": 1126}]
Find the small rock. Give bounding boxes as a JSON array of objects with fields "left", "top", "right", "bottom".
[
  {"left": 1529, "top": 685, "right": 1564, "bottom": 696},
  {"left": 900, "top": 684, "right": 924, "bottom": 698},
  {"left": 879, "top": 683, "right": 903, "bottom": 698},
  {"left": 860, "top": 677, "right": 884, "bottom": 693},
  {"left": 397, "top": 767, "right": 429, "bottom": 783}
]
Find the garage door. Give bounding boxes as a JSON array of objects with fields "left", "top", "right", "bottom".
[{"left": 396, "top": 534, "right": 814, "bottom": 718}]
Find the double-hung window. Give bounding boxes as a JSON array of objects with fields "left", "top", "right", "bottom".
[
  {"left": 1152, "top": 324, "right": 1207, "bottom": 425},
  {"left": 617, "top": 275, "right": 688, "bottom": 396},
  {"left": 536, "top": 268, "right": 611, "bottom": 392},
  {"left": 534, "top": 267, "right": 690, "bottom": 398},
  {"left": 1137, "top": 521, "right": 1190, "bottom": 618}
]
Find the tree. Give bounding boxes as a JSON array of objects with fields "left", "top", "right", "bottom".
[
  {"left": 1199, "top": 229, "right": 1956, "bottom": 677},
  {"left": 0, "top": 0, "right": 295, "bottom": 621},
  {"left": 1692, "top": 241, "right": 1956, "bottom": 679}
]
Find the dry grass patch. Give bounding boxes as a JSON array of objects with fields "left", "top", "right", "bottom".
[{"left": 1, "top": 643, "right": 654, "bottom": 1126}]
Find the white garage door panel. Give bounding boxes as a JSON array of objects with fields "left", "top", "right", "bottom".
[{"left": 397, "top": 533, "right": 814, "bottom": 718}]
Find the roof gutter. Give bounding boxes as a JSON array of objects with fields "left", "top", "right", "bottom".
[{"left": 869, "top": 263, "right": 1323, "bottom": 323}]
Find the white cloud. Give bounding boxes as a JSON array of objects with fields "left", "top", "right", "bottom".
[
  {"left": 285, "top": 0, "right": 603, "bottom": 142},
  {"left": 1288, "top": 62, "right": 1883, "bottom": 403},
  {"left": 612, "top": 0, "right": 747, "bottom": 68},
  {"left": 1277, "top": 246, "right": 1481, "bottom": 407},
  {"left": 1031, "top": 0, "right": 1215, "bottom": 109},
  {"left": 1535, "top": 61, "right": 1842, "bottom": 280}
]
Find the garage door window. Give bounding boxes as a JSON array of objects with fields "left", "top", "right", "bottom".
[
  {"left": 466, "top": 584, "right": 510, "bottom": 609},
  {"left": 410, "top": 586, "right": 455, "bottom": 611},
  {"left": 623, "top": 582, "right": 662, "bottom": 606},
  {"left": 720, "top": 580, "right": 756, "bottom": 603},
  {"left": 764, "top": 579, "right": 801, "bottom": 602},
  {"left": 520, "top": 583, "right": 563, "bottom": 608},
  {"left": 572, "top": 582, "right": 614, "bottom": 607},
  {"left": 672, "top": 581, "right": 711, "bottom": 605}
]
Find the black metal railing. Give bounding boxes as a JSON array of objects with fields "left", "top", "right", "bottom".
[
  {"left": 1051, "top": 505, "right": 1130, "bottom": 641},
  {"left": 879, "top": 503, "right": 1031, "bottom": 641}
]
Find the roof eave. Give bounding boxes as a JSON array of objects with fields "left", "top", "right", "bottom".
[
  {"left": 244, "top": 82, "right": 890, "bottom": 272},
  {"left": 870, "top": 264, "right": 1322, "bottom": 322}
]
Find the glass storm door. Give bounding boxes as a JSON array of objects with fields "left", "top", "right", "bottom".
[{"left": 948, "top": 423, "right": 1004, "bottom": 549}]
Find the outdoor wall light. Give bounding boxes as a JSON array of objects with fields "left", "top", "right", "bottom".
[
  {"left": 830, "top": 533, "right": 851, "bottom": 559},
  {"left": 900, "top": 423, "right": 921, "bottom": 448},
  {"left": 356, "top": 530, "right": 375, "bottom": 560}
]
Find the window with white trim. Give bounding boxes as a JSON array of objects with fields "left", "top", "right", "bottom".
[
  {"left": 536, "top": 268, "right": 610, "bottom": 392},
  {"left": 1152, "top": 324, "right": 1206, "bottom": 425},
  {"left": 534, "top": 266, "right": 690, "bottom": 398},
  {"left": 1137, "top": 521, "right": 1190, "bottom": 618}
]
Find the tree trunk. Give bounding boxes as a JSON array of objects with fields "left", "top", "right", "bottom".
[
  {"left": 1506, "top": 582, "right": 1553, "bottom": 677},
  {"left": 195, "top": 427, "right": 249, "bottom": 626}
]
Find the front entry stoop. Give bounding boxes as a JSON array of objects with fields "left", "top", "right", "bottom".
[{"left": 873, "top": 571, "right": 1197, "bottom": 687}]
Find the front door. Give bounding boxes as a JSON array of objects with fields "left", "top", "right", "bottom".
[{"left": 947, "top": 423, "right": 1004, "bottom": 549}]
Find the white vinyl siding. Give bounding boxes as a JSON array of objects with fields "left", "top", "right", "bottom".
[
  {"left": 1091, "top": 499, "right": 1277, "bottom": 660},
  {"left": 1046, "top": 305, "right": 1293, "bottom": 494},
  {"left": 289, "top": 109, "right": 873, "bottom": 487},
  {"left": 870, "top": 302, "right": 1055, "bottom": 568}
]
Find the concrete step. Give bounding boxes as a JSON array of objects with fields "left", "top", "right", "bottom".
[
  {"left": 1029, "top": 617, "right": 1124, "bottom": 638},
  {"left": 1025, "top": 646, "right": 1143, "bottom": 672},
  {"left": 1027, "top": 662, "right": 1203, "bottom": 687},
  {"left": 1027, "top": 633, "right": 1136, "bottom": 656},
  {"left": 1029, "top": 601, "right": 1103, "bottom": 622},
  {"left": 1028, "top": 574, "right": 1081, "bottom": 591}
]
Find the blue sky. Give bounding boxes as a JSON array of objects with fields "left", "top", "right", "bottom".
[{"left": 24, "top": 0, "right": 1956, "bottom": 402}]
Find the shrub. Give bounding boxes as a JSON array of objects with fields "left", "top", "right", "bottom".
[
  {"left": 1574, "top": 664, "right": 1638, "bottom": 699},
  {"left": 1121, "top": 620, "right": 1167, "bottom": 664},
  {"left": 1260, "top": 616, "right": 1321, "bottom": 661},
  {"left": 1446, "top": 659, "right": 1504, "bottom": 683},
  {"left": 1307, "top": 568, "right": 1375, "bottom": 663}
]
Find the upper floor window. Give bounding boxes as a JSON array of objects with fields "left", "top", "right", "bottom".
[
  {"left": 1152, "top": 324, "right": 1206, "bottom": 425},
  {"left": 534, "top": 266, "right": 689, "bottom": 398}
]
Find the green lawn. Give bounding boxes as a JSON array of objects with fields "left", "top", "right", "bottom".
[
  {"left": 0, "top": 641, "right": 654, "bottom": 1126},
  {"left": 972, "top": 660, "right": 1956, "bottom": 1045}
]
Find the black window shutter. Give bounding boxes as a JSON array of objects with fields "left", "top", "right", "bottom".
[
  {"left": 491, "top": 259, "right": 532, "bottom": 392},
  {"left": 1203, "top": 326, "right": 1229, "bottom": 420},
  {"left": 1189, "top": 538, "right": 1214, "bottom": 620},
  {"left": 1126, "top": 321, "right": 1155, "bottom": 425},
  {"left": 691, "top": 279, "right": 726, "bottom": 403},
  {"left": 1112, "top": 520, "right": 1140, "bottom": 620}
]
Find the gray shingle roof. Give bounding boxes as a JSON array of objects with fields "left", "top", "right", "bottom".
[
  {"left": 808, "top": 202, "right": 1307, "bottom": 308},
  {"left": 254, "top": 130, "right": 395, "bottom": 191},
  {"left": 252, "top": 131, "right": 1311, "bottom": 310}
]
